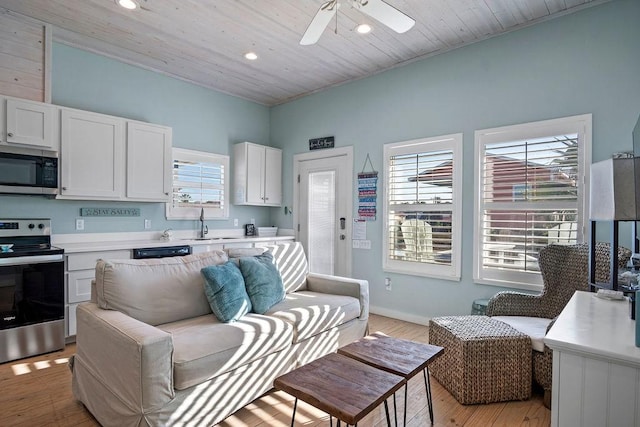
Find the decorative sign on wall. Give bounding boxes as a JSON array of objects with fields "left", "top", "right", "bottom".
[
  {"left": 358, "top": 154, "right": 377, "bottom": 221},
  {"left": 80, "top": 208, "right": 141, "bottom": 217},
  {"left": 309, "top": 136, "right": 335, "bottom": 150}
]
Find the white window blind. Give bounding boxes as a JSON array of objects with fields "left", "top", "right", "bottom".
[
  {"left": 474, "top": 115, "right": 591, "bottom": 290},
  {"left": 383, "top": 134, "right": 462, "bottom": 280},
  {"left": 165, "top": 148, "right": 229, "bottom": 220}
]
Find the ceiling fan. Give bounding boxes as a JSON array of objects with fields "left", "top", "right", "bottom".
[{"left": 300, "top": 0, "right": 415, "bottom": 46}]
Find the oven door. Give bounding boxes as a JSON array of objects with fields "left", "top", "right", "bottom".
[{"left": 0, "top": 254, "right": 64, "bottom": 330}]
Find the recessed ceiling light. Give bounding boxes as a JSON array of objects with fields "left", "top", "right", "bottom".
[
  {"left": 356, "top": 24, "right": 372, "bottom": 34},
  {"left": 116, "top": 0, "right": 138, "bottom": 10},
  {"left": 244, "top": 52, "right": 258, "bottom": 61}
]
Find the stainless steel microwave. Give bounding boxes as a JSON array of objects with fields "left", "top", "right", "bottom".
[{"left": 0, "top": 152, "right": 58, "bottom": 196}]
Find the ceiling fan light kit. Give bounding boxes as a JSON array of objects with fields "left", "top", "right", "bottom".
[
  {"left": 356, "top": 23, "right": 372, "bottom": 34},
  {"left": 301, "top": 0, "right": 415, "bottom": 45},
  {"left": 116, "top": 0, "right": 138, "bottom": 10}
]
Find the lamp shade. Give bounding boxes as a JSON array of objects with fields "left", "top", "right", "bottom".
[{"left": 590, "top": 157, "right": 640, "bottom": 220}]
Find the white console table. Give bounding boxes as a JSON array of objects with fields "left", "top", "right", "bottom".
[{"left": 544, "top": 291, "right": 640, "bottom": 427}]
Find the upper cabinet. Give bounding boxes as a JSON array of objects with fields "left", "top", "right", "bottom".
[
  {"left": 126, "top": 121, "right": 172, "bottom": 201},
  {"left": 60, "top": 109, "right": 124, "bottom": 199},
  {"left": 234, "top": 141, "right": 282, "bottom": 206},
  {"left": 58, "top": 107, "right": 172, "bottom": 202},
  {"left": 0, "top": 96, "right": 59, "bottom": 152}
]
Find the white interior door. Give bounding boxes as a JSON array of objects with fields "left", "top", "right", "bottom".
[{"left": 295, "top": 147, "right": 353, "bottom": 277}]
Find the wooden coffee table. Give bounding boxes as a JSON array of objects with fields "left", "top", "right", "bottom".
[
  {"left": 337, "top": 332, "right": 444, "bottom": 426},
  {"left": 274, "top": 352, "right": 405, "bottom": 426}
]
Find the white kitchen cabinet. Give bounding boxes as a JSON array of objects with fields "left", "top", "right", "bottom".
[
  {"left": 65, "top": 249, "right": 131, "bottom": 338},
  {"left": 1, "top": 96, "right": 58, "bottom": 151},
  {"left": 190, "top": 243, "right": 225, "bottom": 254},
  {"left": 234, "top": 141, "right": 282, "bottom": 206},
  {"left": 126, "top": 121, "right": 172, "bottom": 201},
  {"left": 60, "top": 108, "right": 125, "bottom": 199}
]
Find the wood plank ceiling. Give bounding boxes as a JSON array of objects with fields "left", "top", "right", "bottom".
[{"left": 0, "top": 0, "right": 608, "bottom": 106}]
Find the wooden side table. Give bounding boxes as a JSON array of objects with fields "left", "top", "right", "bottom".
[
  {"left": 337, "top": 332, "right": 444, "bottom": 426},
  {"left": 274, "top": 352, "right": 405, "bottom": 426}
]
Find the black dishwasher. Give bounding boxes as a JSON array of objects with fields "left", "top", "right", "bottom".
[{"left": 132, "top": 245, "right": 192, "bottom": 259}]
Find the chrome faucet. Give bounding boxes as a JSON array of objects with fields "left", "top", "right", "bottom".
[{"left": 199, "top": 207, "right": 208, "bottom": 238}]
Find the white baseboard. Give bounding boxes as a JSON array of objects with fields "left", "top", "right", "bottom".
[{"left": 369, "top": 305, "right": 431, "bottom": 326}]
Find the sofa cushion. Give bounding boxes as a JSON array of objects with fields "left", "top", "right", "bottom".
[
  {"left": 265, "top": 242, "right": 309, "bottom": 293},
  {"left": 158, "top": 313, "right": 293, "bottom": 390},
  {"left": 201, "top": 261, "right": 251, "bottom": 322},
  {"left": 239, "top": 252, "right": 285, "bottom": 314},
  {"left": 95, "top": 251, "right": 227, "bottom": 326},
  {"left": 266, "top": 291, "right": 361, "bottom": 343},
  {"left": 492, "top": 316, "right": 553, "bottom": 352}
]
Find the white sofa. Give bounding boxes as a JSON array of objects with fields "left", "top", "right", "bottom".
[{"left": 70, "top": 242, "right": 369, "bottom": 427}]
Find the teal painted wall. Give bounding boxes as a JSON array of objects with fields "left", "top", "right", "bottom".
[
  {"left": 270, "top": 0, "right": 640, "bottom": 319},
  {"left": 0, "top": 43, "right": 272, "bottom": 234}
]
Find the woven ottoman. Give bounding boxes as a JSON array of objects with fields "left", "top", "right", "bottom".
[{"left": 428, "top": 315, "right": 531, "bottom": 404}]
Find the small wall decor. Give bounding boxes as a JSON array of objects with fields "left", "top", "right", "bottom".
[
  {"left": 309, "top": 136, "right": 335, "bottom": 150},
  {"left": 80, "top": 207, "right": 141, "bottom": 217},
  {"left": 357, "top": 154, "right": 377, "bottom": 221}
]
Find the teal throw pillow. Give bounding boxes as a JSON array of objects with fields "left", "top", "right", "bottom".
[
  {"left": 239, "top": 252, "right": 285, "bottom": 314},
  {"left": 201, "top": 261, "right": 251, "bottom": 322}
]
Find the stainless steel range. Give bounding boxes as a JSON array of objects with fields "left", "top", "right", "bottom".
[{"left": 0, "top": 219, "right": 65, "bottom": 363}]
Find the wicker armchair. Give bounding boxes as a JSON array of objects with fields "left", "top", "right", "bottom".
[{"left": 486, "top": 242, "right": 631, "bottom": 408}]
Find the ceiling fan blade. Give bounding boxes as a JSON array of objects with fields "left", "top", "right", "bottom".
[
  {"left": 300, "top": 1, "right": 339, "bottom": 45},
  {"left": 358, "top": 0, "right": 415, "bottom": 33}
]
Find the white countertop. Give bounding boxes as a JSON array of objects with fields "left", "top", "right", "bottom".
[
  {"left": 544, "top": 291, "right": 640, "bottom": 368},
  {"left": 52, "top": 230, "right": 294, "bottom": 253}
]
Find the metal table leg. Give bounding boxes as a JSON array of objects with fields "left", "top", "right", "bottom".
[
  {"left": 423, "top": 368, "right": 434, "bottom": 424},
  {"left": 393, "top": 392, "right": 398, "bottom": 427},
  {"left": 384, "top": 399, "right": 391, "bottom": 427},
  {"left": 403, "top": 383, "right": 408, "bottom": 426},
  {"left": 290, "top": 397, "right": 298, "bottom": 427}
]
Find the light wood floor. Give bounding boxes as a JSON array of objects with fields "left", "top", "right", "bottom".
[{"left": 0, "top": 314, "right": 550, "bottom": 426}]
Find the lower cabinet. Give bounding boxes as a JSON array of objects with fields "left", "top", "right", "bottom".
[
  {"left": 190, "top": 243, "right": 224, "bottom": 254},
  {"left": 65, "top": 249, "right": 131, "bottom": 338}
]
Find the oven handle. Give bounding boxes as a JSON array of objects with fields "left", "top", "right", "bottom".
[{"left": 0, "top": 254, "right": 64, "bottom": 266}]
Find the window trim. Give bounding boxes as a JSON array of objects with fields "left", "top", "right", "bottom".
[
  {"left": 165, "top": 147, "right": 230, "bottom": 220},
  {"left": 473, "top": 114, "right": 592, "bottom": 291},
  {"left": 382, "top": 133, "right": 463, "bottom": 280}
]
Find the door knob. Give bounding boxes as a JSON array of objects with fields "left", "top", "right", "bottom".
[{"left": 340, "top": 234, "right": 346, "bottom": 240}]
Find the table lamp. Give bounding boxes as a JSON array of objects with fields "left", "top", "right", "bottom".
[{"left": 589, "top": 156, "right": 640, "bottom": 291}]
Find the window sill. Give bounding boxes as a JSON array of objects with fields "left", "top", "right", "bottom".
[
  {"left": 474, "top": 277, "right": 543, "bottom": 292},
  {"left": 383, "top": 266, "right": 461, "bottom": 282}
]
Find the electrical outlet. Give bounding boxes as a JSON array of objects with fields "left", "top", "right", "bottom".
[
  {"left": 144, "top": 219, "right": 152, "bottom": 230},
  {"left": 75, "top": 218, "right": 84, "bottom": 231},
  {"left": 233, "top": 218, "right": 239, "bottom": 226},
  {"left": 385, "top": 277, "right": 392, "bottom": 291}
]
